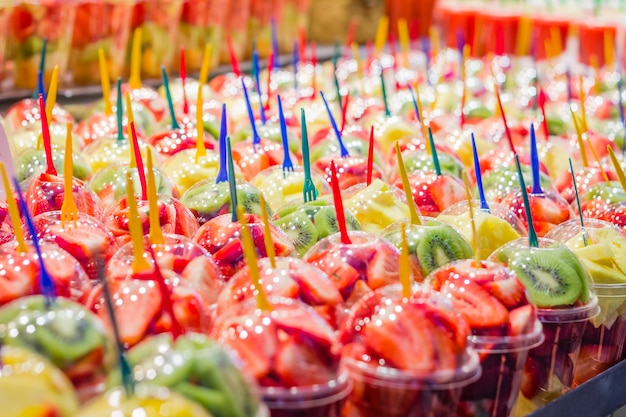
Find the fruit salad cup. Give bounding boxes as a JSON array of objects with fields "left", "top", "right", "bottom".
[
  {"left": 0, "top": 295, "right": 115, "bottom": 401},
  {"left": 16, "top": 145, "right": 93, "bottom": 182},
  {"left": 546, "top": 219, "right": 626, "bottom": 385},
  {"left": 313, "top": 155, "right": 384, "bottom": 190},
  {"left": 178, "top": 0, "right": 227, "bottom": 71},
  {"left": 339, "top": 284, "right": 482, "bottom": 417},
  {"left": 8, "top": 1, "right": 76, "bottom": 90},
  {"left": 395, "top": 171, "right": 466, "bottom": 217},
  {"left": 428, "top": 260, "right": 544, "bottom": 417},
  {"left": 438, "top": 200, "right": 526, "bottom": 260},
  {"left": 216, "top": 257, "right": 344, "bottom": 327},
  {"left": 0, "top": 241, "right": 92, "bottom": 305},
  {"left": 103, "top": 194, "right": 198, "bottom": 245},
  {"left": 0, "top": 345, "right": 79, "bottom": 417},
  {"left": 489, "top": 239, "right": 599, "bottom": 415},
  {"left": 500, "top": 187, "right": 573, "bottom": 237},
  {"left": 213, "top": 297, "right": 350, "bottom": 417},
  {"left": 193, "top": 212, "right": 295, "bottom": 279},
  {"left": 5, "top": 99, "right": 74, "bottom": 135},
  {"left": 343, "top": 179, "right": 411, "bottom": 235},
  {"left": 70, "top": 0, "right": 133, "bottom": 85},
  {"left": 180, "top": 179, "right": 264, "bottom": 225},
  {"left": 147, "top": 125, "right": 217, "bottom": 158},
  {"left": 219, "top": 0, "right": 251, "bottom": 63},
  {"left": 231, "top": 138, "right": 293, "bottom": 181},
  {"left": 273, "top": 200, "right": 362, "bottom": 256},
  {"left": 382, "top": 218, "right": 473, "bottom": 282},
  {"left": 88, "top": 164, "right": 178, "bottom": 209},
  {"left": 87, "top": 275, "right": 212, "bottom": 349},
  {"left": 83, "top": 136, "right": 158, "bottom": 174},
  {"left": 303, "top": 231, "right": 401, "bottom": 312},
  {"left": 77, "top": 385, "right": 212, "bottom": 417},
  {"left": 29, "top": 210, "right": 118, "bottom": 282},
  {"left": 251, "top": 166, "right": 331, "bottom": 212},
  {"left": 22, "top": 172, "right": 103, "bottom": 218},
  {"left": 108, "top": 332, "right": 265, "bottom": 416},
  {"left": 106, "top": 233, "right": 223, "bottom": 304},
  {"left": 128, "top": 0, "right": 183, "bottom": 79}
]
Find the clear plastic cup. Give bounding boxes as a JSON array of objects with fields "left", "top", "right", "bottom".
[
  {"left": 106, "top": 233, "right": 223, "bottom": 305},
  {"left": 181, "top": 179, "right": 265, "bottom": 225},
  {"left": 0, "top": 295, "right": 115, "bottom": 401},
  {"left": 219, "top": 0, "right": 251, "bottom": 63},
  {"left": 489, "top": 239, "right": 599, "bottom": 415},
  {"left": 21, "top": 172, "right": 103, "bottom": 219},
  {"left": 231, "top": 138, "right": 293, "bottom": 181},
  {"left": 70, "top": 0, "right": 134, "bottom": 85},
  {"left": 438, "top": 200, "right": 526, "bottom": 260},
  {"left": 29, "top": 210, "right": 118, "bottom": 282},
  {"left": 103, "top": 193, "right": 198, "bottom": 245},
  {"left": 247, "top": 0, "right": 277, "bottom": 58},
  {"left": 7, "top": 0, "right": 76, "bottom": 89},
  {"left": 313, "top": 155, "right": 384, "bottom": 191},
  {"left": 82, "top": 136, "right": 158, "bottom": 174},
  {"left": 127, "top": 0, "right": 183, "bottom": 79},
  {"left": 545, "top": 219, "right": 626, "bottom": 384},
  {"left": 108, "top": 332, "right": 265, "bottom": 417},
  {"left": 178, "top": 0, "right": 227, "bottom": 71},
  {"left": 0, "top": 345, "right": 80, "bottom": 416},
  {"left": 216, "top": 256, "right": 344, "bottom": 327},
  {"left": 340, "top": 284, "right": 481, "bottom": 417},
  {"left": 427, "top": 259, "right": 545, "bottom": 417},
  {"left": 193, "top": 212, "right": 295, "bottom": 279},
  {"left": 0, "top": 240, "right": 92, "bottom": 305},
  {"left": 16, "top": 144, "right": 92, "bottom": 183},
  {"left": 212, "top": 297, "right": 349, "bottom": 417}
]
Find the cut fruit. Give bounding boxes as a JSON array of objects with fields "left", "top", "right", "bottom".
[
  {"left": 483, "top": 277, "right": 527, "bottom": 309},
  {"left": 274, "top": 336, "right": 337, "bottom": 386},
  {"left": 509, "top": 305, "right": 537, "bottom": 336},
  {"left": 442, "top": 280, "right": 509, "bottom": 329}
]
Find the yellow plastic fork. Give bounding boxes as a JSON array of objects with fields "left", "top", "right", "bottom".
[{"left": 60, "top": 122, "right": 78, "bottom": 228}]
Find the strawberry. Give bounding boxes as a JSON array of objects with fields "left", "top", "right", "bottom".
[
  {"left": 364, "top": 306, "right": 436, "bottom": 372},
  {"left": 212, "top": 238, "right": 243, "bottom": 265},
  {"left": 308, "top": 251, "right": 360, "bottom": 294},
  {"left": 273, "top": 307, "right": 337, "bottom": 349},
  {"left": 430, "top": 175, "right": 466, "bottom": 212},
  {"left": 483, "top": 277, "right": 527, "bottom": 309},
  {"left": 442, "top": 279, "right": 510, "bottom": 329},
  {"left": 47, "top": 224, "right": 113, "bottom": 260},
  {"left": 274, "top": 336, "right": 338, "bottom": 386},
  {"left": 290, "top": 263, "right": 343, "bottom": 306},
  {"left": 528, "top": 194, "right": 571, "bottom": 225},
  {"left": 365, "top": 249, "right": 400, "bottom": 289},
  {"left": 0, "top": 258, "right": 37, "bottom": 304},
  {"left": 509, "top": 305, "right": 537, "bottom": 336}
]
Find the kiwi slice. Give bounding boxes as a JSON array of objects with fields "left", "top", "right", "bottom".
[
  {"left": 416, "top": 226, "right": 473, "bottom": 276},
  {"left": 275, "top": 210, "right": 320, "bottom": 256},
  {"left": 239, "top": 187, "right": 264, "bottom": 216},
  {"left": 547, "top": 245, "right": 591, "bottom": 304},
  {"left": 175, "top": 382, "right": 231, "bottom": 415},
  {"left": 33, "top": 308, "right": 104, "bottom": 366},
  {"left": 313, "top": 206, "right": 361, "bottom": 239},
  {"left": 507, "top": 249, "right": 583, "bottom": 307}
]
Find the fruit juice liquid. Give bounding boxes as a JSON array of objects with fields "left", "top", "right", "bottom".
[
  {"left": 456, "top": 322, "right": 544, "bottom": 417},
  {"left": 263, "top": 372, "right": 351, "bottom": 417},
  {"left": 574, "top": 284, "right": 626, "bottom": 385},
  {"left": 70, "top": 0, "right": 133, "bottom": 85},
  {"left": 512, "top": 299, "right": 599, "bottom": 417},
  {"left": 127, "top": 0, "right": 183, "bottom": 79},
  {"left": 7, "top": 1, "right": 76, "bottom": 90},
  {"left": 578, "top": 21, "right": 618, "bottom": 67},
  {"left": 179, "top": 0, "right": 227, "bottom": 71},
  {"left": 342, "top": 354, "right": 481, "bottom": 417}
]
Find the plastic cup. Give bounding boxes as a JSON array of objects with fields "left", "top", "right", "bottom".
[
  {"left": 478, "top": 9, "right": 521, "bottom": 56},
  {"left": 578, "top": 20, "right": 618, "bottom": 67},
  {"left": 29, "top": 210, "right": 118, "bottom": 282},
  {"left": 488, "top": 239, "right": 599, "bottom": 415},
  {"left": 106, "top": 233, "right": 223, "bottom": 305},
  {"left": 427, "top": 259, "right": 545, "bottom": 417},
  {"left": 178, "top": 0, "right": 227, "bottom": 71},
  {"left": 108, "top": 332, "right": 265, "bottom": 417},
  {"left": 530, "top": 14, "right": 570, "bottom": 61},
  {"left": 7, "top": 0, "right": 76, "bottom": 90},
  {"left": 70, "top": 0, "right": 133, "bottom": 85},
  {"left": 340, "top": 284, "right": 481, "bottom": 417},
  {"left": 15, "top": 143, "right": 92, "bottom": 183},
  {"left": 219, "top": 0, "right": 251, "bottom": 63},
  {"left": 247, "top": 0, "right": 277, "bottom": 58},
  {"left": 127, "top": 0, "right": 183, "bottom": 79},
  {"left": 438, "top": 2, "right": 477, "bottom": 54},
  {"left": 545, "top": 219, "right": 626, "bottom": 385},
  {"left": 103, "top": 193, "right": 198, "bottom": 246},
  {"left": 213, "top": 297, "right": 348, "bottom": 417}
]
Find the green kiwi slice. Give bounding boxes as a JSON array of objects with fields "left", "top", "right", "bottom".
[
  {"left": 507, "top": 249, "right": 583, "bottom": 308},
  {"left": 546, "top": 245, "right": 591, "bottom": 304},
  {"left": 275, "top": 210, "right": 320, "bottom": 256},
  {"left": 175, "top": 382, "right": 231, "bottom": 415},
  {"left": 313, "top": 206, "right": 361, "bottom": 239},
  {"left": 416, "top": 226, "right": 473, "bottom": 276}
]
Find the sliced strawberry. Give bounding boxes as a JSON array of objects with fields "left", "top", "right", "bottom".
[
  {"left": 365, "top": 248, "right": 400, "bottom": 289},
  {"left": 308, "top": 252, "right": 360, "bottom": 294},
  {"left": 47, "top": 224, "right": 112, "bottom": 260},
  {"left": 483, "top": 277, "right": 527, "bottom": 309},
  {"left": 272, "top": 307, "right": 336, "bottom": 349},
  {"left": 509, "top": 305, "right": 537, "bottom": 336},
  {"left": 274, "top": 336, "right": 338, "bottom": 386},
  {"left": 529, "top": 194, "right": 571, "bottom": 225},
  {"left": 364, "top": 306, "right": 435, "bottom": 372},
  {"left": 442, "top": 279, "right": 510, "bottom": 329},
  {"left": 212, "top": 238, "right": 244, "bottom": 264},
  {"left": 343, "top": 279, "right": 373, "bottom": 310},
  {"left": 430, "top": 325, "right": 457, "bottom": 371},
  {"left": 0, "top": 257, "right": 37, "bottom": 304},
  {"left": 430, "top": 175, "right": 466, "bottom": 212},
  {"left": 290, "top": 263, "right": 343, "bottom": 306},
  {"left": 172, "top": 289, "right": 208, "bottom": 333},
  {"left": 416, "top": 301, "right": 470, "bottom": 352},
  {"left": 64, "top": 346, "right": 104, "bottom": 382}
]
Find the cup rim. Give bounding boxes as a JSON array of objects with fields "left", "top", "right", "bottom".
[
  {"left": 341, "top": 350, "right": 482, "bottom": 390},
  {"left": 261, "top": 371, "right": 352, "bottom": 410},
  {"left": 469, "top": 320, "right": 545, "bottom": 353},
  {"left": 537, "top": 295, "right": 600, "bottom": 323}
]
